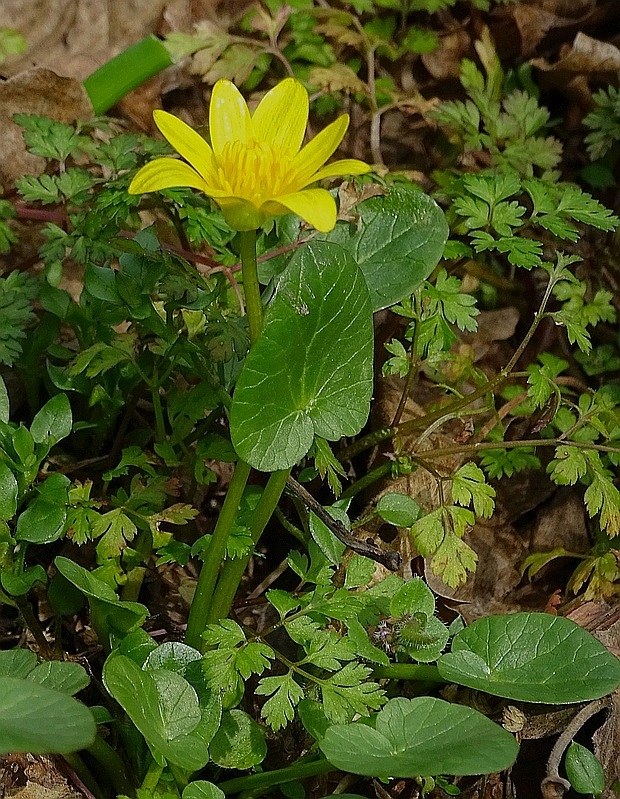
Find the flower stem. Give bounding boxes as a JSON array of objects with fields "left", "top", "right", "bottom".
[
  {"left": 239, "top": 229, "right": 263, "bottom": 344},
  {"left": 185, "top": 459, "right": 252, "bottom": 649},
  {"left": 208, "top": 468, "right": 291, "bottom": 622},
  {"left": 371, "top": 663, "right": 443, "bottom": 681},
  {"left": 219, "top": 755, "right": 332, "bottom": 794},
  {"left": 86, "top": 734, "right": 132, "bottom": 795}
]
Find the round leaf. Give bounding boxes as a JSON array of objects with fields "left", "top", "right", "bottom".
[
  {"left": 320, "top": 697, "right": 518, "bottom": 779},
  {"left": 209, "top": 709, "right": 267, "bottom": 769},
  {"left": 230, "top": 241, "right": 373, "bottom": 471},
  {"left": 565, "top": 742, "right": 605, "bottom": 796},
  {"left": 0, "top": 676, "right": 95, "bottom": 754},
  {"left": 323, "top": 185, "right": 449, "bottom": 311},
  {"left": 438, "top": 612, "right": 620, "bottom": 703},
  {"left": 183, "top": 782, "right": 225, "bottom": 799},
  {"left": 376, "top": 493, "right": 420, "bottom": 527}
]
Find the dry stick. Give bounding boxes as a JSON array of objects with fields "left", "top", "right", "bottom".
[
  {"left": 286, "top": 476, "right": 401, "bottom": 571},
  {"left": 541, "top": 697, "right": 610, "bottom": 799}
]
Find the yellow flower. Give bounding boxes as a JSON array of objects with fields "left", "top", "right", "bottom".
[{"left": 128, "top": 78, "right": 371, "bottom": 232}]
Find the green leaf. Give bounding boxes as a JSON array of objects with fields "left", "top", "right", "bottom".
[
  {"left": 30, "top": 393, "right": 72, "bottom": 444},
  {"left": 230, "top": 241, "right": 373, "bottom": 471},
  {"left": 0, "top": 462, "right": 18, "bottom": 521},
  {"left": 451, "top": 463, "right": 495, "bottom": 518},
  {"left": 102, "top": 655, "right": 209, "bottom": 771},
  {"left": 209, "top": 709, "right": 267, "bottom": 769},
  {"left": 309, "top": 505, "right": 348, "bottom": 565},
  {"left": 256, "top": 672, "right": 305, "bottom": 731},
  {"left": 321, "top": 663, "right": 385, "bottom": 723},
  {"left": 0, "top": 676, "right": 95, "bottom": 754},
  {"left": 376, "top": 493, "right": 420, "bottom": 527},
  {"left": 0, "top": 271, "right": 37, "bottom": 367},
  {"left": 28, "top": 661, "right": 90, "bottom": 695},
  {"left": 15, "top": 473, "right": 70, "bottom": 544},
  {"left": 183, "top": 782, "right": 225, "bottom": 799},
  {"left": 438, "top": 612, "right": 620, "bottom": 703},
  {"left": 324, "top": 185, "right": 448, "bottom": 311},
  {"left": 320, "top": 697, "right": 518, "bottom": 779},
  {"left": 565, "top": 742, "right": 605, "bottom": 796},
  {"left": 0, "top": 649, "right": 38, "bottom": 678},
  {"left": 54, "top": 557, "right": 148, "bottom": 634},
  {"left": 143, "top": 642, "right": 202, "bottom": 675},
  {"left": 0, "top": 375, "right": 9, "bottom": 422}
]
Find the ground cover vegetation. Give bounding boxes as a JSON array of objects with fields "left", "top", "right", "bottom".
[{"left": 0, "top": 1, "right": 620, "bottom": 797}]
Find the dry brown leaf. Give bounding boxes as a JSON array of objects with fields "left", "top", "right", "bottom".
[
  {"left": 0, "top": 0, "right": 168, "bottom": 81},
  {"left": 0, "top": 753, "right": 85, "bottom": 799},
  {"left": 0, "top": 69, "right": 92, "bottom": 189},
  {"left": 422, "top": 29, "right": 471, "bottom": 80},
  {"left": 532, "top": 32, "right": 620, "bottom": 78}
]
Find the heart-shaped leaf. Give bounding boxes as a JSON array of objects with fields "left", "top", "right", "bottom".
[
  {"left": 230, "top": 241, "right": 373, "bottom": 471},
  {"left": 103, "top": 654, "right": 209, "bottom": 771},
  {"left": 438, "top": 612, "right": 620, "bottom": 703},
  {"left": 0, "top": 676, "right": 95, "bottom": 755},
  {"left": 320, "top": 697, "right": 518, "bottom": 779},
  {"left": 323, "top": 185, "right": 448, "bottom": 311}
]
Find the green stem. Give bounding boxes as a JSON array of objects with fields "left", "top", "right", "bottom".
[
  {"left": 86, "top": 734, "right": 132, "bottom": 795},
  {"left": 141, "top": 758, "right": 164, "bottom": 792},
  {"left": 208, "top": 468, "right": 291, "bottom": 622},
  {"left": 371, "top": 663, "right": 443, "bottom": 681},
  {"left": 219, "top": 756, "right": 332, "bottom": 795},
  {"left": 239, "top": 230, "right": 263, "bottom": 345},
  {"left": 63, "top": 753, "right": 105, "bottom": 799},
  {"left": 340, "top": 461, "right": 392, "bottom": 500},
  {"left": 185, "top": 459, "right": 252, "bottom": 649},
  {"left": 83, "top": 36, "right": 173, "bottom": 114}
]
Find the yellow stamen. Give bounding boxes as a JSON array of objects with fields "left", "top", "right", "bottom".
[{"left": 216, "top": 139, "right": 296, "bottom": 204}]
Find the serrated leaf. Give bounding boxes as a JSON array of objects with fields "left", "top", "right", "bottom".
[
  {"left": 438, "top": 612, "right": 620, "bottom": 703},
  {"left": 321, "top": 663, "right": 385, "bottom": 723},
  {"left": 451, "top": 463, "right": 495, "bottom": 518},
  {"left": 324, "top": 185, "right": 448, "bottom": 311},
  {"left": 230, "top": 241, "right": 373, "bottom": 471},
  {"left": 320, "top": 697, "right": 518, "bottom": 779},
  {"left": 256, "top": 672, "right": 305, "bottom": 730}
]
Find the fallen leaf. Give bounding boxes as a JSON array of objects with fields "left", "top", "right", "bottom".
[{"left": 0, "top": 68, "right": 92, "bottom": 188}]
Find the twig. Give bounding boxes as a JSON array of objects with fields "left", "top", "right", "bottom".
[
  {"left": 542, "top": 697, "right": 610, "bottom": 798},
  {"left": 285, "top": 476, "right": 401, "bottom": 571}
]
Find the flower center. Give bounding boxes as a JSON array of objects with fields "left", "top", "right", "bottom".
[{"left": 215, "top": 139, "right": 296, "bottom": 205}]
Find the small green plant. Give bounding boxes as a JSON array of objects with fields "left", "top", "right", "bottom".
[{"left": 0, "top": 11, "right": 619, "bottom": 799}]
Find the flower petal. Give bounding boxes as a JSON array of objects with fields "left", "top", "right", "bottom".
[
  {"left": 301, "top": 158, "right": 372, "bottom": 187},
  {"left": 153, "top": 110, "right": 219, "bottom": 185},
  {"left": 291, "top": 114, "right": 349, "bottom": 185},
  {"left": 128, "top": 158, "right": 211, "bottom": 194},
  {"left": 251, "top": 78, "right": 309, "bottom": 157},
  {"left": 265, "top": 188, "right": 337, "bottom": 233},
  {"left": 209, "top": 80, "right": 252, "bottom": 158}
]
